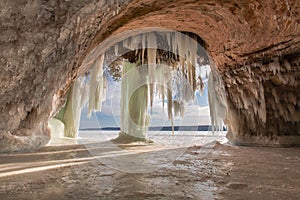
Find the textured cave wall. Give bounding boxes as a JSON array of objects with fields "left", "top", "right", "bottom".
[
  {"left": 0, "top": 0, "right": 131, "bottom": 152},
  {"left": 0, "top": 0, "right": 299, "bottom": 152},
  {"left": 225, "top": 54, "right": 300, "bottom": 145}
]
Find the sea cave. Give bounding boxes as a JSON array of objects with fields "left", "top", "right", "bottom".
[{"left": 0, "top": 0, "right": 299, "bottom": 199}]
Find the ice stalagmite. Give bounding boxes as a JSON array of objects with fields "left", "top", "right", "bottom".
[{"left": 88, "top": 54, "right": 105, "bottom": 118}]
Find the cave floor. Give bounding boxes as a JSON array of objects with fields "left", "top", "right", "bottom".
[{"left": 0, "top": 131, "right": 300, "bottom": 200}]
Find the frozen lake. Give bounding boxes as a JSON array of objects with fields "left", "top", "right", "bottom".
[
  {"left": 49, "top": 130, "right": 227, "bottom": 147},
  {"left": 1, "top": 130, "right": 300, "bottom": 200},
  {"left": 49, "top": 130, "right": 227, "bottom": 173}
]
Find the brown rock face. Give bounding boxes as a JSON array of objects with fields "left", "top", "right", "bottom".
[
  {"left": 0, "top": 0, "right": 299, "bottom": 152},
  {"left": 225, "top": 55, "right": 300, "bottom": 145}
]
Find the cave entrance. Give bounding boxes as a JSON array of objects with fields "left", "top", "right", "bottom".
[{"left": 49, "top": 29, "right": 227, "bottom": 147}]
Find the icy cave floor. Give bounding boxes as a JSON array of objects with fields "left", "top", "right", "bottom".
[{"left": 0, "top": 131, "right": 300, "bottom": 200}]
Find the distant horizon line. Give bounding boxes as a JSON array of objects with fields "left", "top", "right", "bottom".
[{"left": 79, "top": 125, "right": 226, "bottom": 131}]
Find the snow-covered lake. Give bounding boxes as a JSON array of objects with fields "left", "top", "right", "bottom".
[{"left": 49, "top": 130, "right": 227, "bottom": 173}]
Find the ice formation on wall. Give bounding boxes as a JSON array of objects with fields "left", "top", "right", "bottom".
[
  {"left": 54, "top": 76, "right": 86, "bottom": 138},
  {"left": 208, "top": 68, "right": 227, "bottom": 133},
  {"left": 51, "top": 55, "right": 106, "bottom": 138},
  {"left": 48, "top": 118, "right": 65, "bottom": 139}
]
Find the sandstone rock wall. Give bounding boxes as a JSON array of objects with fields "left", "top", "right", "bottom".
[
  {"left": 0, "top": 0, "right": 130, "bottom": 152},
  {"left": 225, "top": 54, "right": 300, "bottom": 145}
]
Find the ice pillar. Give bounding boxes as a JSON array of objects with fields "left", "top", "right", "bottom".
[{"left": 120, "top": 61, "right": 149, "bottom": 139}]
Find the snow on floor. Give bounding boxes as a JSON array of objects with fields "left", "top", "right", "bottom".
[{"left": 78, "top": 131, "right": 227, "bottom": 173}]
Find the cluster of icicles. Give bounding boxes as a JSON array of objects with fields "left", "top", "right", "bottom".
[
  {"left": 51, "top": 54, "right": 107, "bottom": 138},
  {"left": 119, "top": 32, "right": 201, "bottom": 137},
  {"left": 51, "top": 31, "right": 226, "bottom": 139}
]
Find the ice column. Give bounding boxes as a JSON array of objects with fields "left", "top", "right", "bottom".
[{"left": 121, "top": 61, "right": 149, "bottom": 138}]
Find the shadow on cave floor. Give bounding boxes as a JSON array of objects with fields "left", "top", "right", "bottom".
[{"left": 0, "top": 131, "right": 300, "bottom": 200}]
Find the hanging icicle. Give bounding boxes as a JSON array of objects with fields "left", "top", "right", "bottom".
[
  {"left": 147, "top": 32, "right": 157, "bottom": 110},
  {"left": 173, "top": 100, "right": 185, "bottom": 118},
  {"left": 189, "top": 36, "right": 197, "bottom": 91},
  {"left": 116, "top": 0, "right": 119, "bottom": 14},
  {"left": 80, "top": 77, "right": 89, "bottom": 108},
  {"left": 114, "top": 44, "right": 119, "bottom": 56},
  {"left": 141, "top": 33, "right": 146, "bottom": 65},
  {"left": 94, "top": 76, "right": 107, "bottom": 111},
  {"left": 88, "top": 54, "right": 105, "bottom": 118}
]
